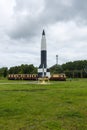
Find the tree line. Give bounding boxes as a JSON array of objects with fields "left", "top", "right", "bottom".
[
  {"left": 0, "top": 64, "right": 37, "bottom": 78},
  {"left": 50, "top": 60, "right": 87, "bottom": 78},
  {"left": 0, "top": 60, "right": 87, "bottom": 78}
]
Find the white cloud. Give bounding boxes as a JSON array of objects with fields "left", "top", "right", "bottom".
[{"left": 0, "top": 0, "right": 87, "bottom": 68}]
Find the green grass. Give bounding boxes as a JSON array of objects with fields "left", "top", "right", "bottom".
[{"left": 0, "top": 79, "right": 87, "bottom": 130}]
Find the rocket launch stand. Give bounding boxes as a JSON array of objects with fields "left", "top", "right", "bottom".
[
  {"left": 38, "top": 65, "right": 49, "bottom": 84},
  {"left": 38, "top": 77, "right": 49, "bottom": 84}
]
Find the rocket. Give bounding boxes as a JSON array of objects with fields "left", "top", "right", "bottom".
[{"left": 38, "top": 30, "right": 50, "bottom": 78}]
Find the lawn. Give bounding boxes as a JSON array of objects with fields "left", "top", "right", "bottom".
[{"left": 0, "top": 79, "right": 87, "bottom": 130}]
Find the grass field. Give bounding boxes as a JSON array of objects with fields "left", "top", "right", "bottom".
[{"left": 0, "top": 79, "right": 87, "bottom": 130}]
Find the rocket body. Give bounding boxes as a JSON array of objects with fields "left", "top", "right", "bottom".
[
  {"left": 38, "top": 30, "right": 50, "bottom": 78},
  {"left": 40, "top": 30, "right": 47, "bottom": 68}
]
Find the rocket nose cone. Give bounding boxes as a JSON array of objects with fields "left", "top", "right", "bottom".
[{"left": 42, "top": 30, "right": 45, "bottom": 35}]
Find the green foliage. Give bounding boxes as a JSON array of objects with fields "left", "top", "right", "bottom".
[
  {"left": 8, "top": 64, "right": 37, "bottom": 74},
  {"left": 0, "top": 60, "right": 87, "bottom": 78},
  {"left": 62, "top": 60, "right": 87, "bottom": 71},
  {"left": 0, "top": 79, "right": 87, "bottom": 129},
  {"left": 0, "top": 64, "right": 37, "bottom": 77},
  {"left": 50, "top": 60, "right": 87, "bottom": 78},
  {"left": 62, "top": 60, "right": 87, "bottom": 78},
  {"left": 0, "top": 67, "right": 8, "bottom": 77},
  {"left": 50, "top": 64, "right": 63, "bottom": 74}
]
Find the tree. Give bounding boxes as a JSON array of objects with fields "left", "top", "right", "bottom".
[
  {"left": 50, "top": 64, "right": 63, "bottom": 74},
  {"left": 8, "top": 64, "right": 37, "bottom": 74},
  {"left": 0, "top": 67, "right": 8, "bottom": 77},
  {"left": 62, "top": 60, "right": 87, "bottom": 78}
]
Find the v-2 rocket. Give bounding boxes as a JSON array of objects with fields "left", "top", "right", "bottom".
[{"left": 38, "top": 30, "right": 50, "bottom": 78}]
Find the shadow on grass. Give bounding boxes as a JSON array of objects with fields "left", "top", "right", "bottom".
[{"left": 0, "top": 88, "right": 48, "bottom": 92}]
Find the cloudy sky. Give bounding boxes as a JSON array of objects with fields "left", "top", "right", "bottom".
[{"left": 0, "top": 0, "right": 87, "bottom": 68}]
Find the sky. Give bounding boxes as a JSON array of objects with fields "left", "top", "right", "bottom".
[{"left": 0, "top": 0, "right": 87, "bottom": 68}]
